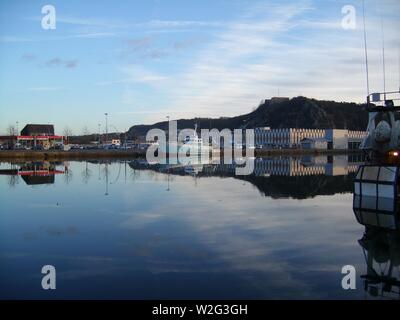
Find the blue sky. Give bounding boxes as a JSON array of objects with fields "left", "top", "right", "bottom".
[{"left": 0, "top": 0, "right": 399, "bottom": 135}]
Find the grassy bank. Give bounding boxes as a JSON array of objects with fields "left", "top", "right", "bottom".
[
  {"left": 0, "top": 149, "right": 146, "bottom": 161},
  {"left": 0, "top": 148, "right": 363, "bottom": 161}
]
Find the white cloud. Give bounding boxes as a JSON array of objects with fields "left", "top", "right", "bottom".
[{"left": 121, "top": 0, "right": 400, "bottom": 124}]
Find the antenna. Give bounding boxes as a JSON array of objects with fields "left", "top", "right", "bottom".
[
  {"left": 380, "top": 10, "right": 387, "bottom": 100},
  {"left": 362, "top": 0, "right": 370, "bottom": 98},
  {"left": 398, "top": 42, "right": 400, "bottom": 92}
]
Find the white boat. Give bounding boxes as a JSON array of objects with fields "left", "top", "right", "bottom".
[{"left": 160, "top": 124, "right": 211, "bottom": 159}]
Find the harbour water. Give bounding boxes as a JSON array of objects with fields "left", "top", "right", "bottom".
[{"left": 0, "top": 155, "right": 395, "bottom": 299}]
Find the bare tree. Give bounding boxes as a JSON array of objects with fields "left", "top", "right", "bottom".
[
  {"left": 63, "top": 126, "right": 73, "bottom": 143},
  {"left": 81, "top": 162, "right": 92, "bottom": 184},
  {"left": 7, "top": 124, "right": 17, "bottom": 136},
  {"left": 82, "top": 126, "right": 90, "bottom": 136},
  {"left": 7, "top": 174, "right": 19, "bottom": 187},
  {"left": 63, "top": 167, "right": 73, "bottom": 185}
]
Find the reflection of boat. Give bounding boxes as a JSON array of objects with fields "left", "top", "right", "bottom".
[
  {"left": 358, "top": 227, "right": 400, "bottom": 299},
  {"left": 183, "top": 164, "right": 203, "bottom": 176}
]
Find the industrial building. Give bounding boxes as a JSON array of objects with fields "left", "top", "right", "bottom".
[
  {"left": 254, "top": 127, "right": 367, "bottom": 150},
  {"left": 300, "top": 138, "right": 328, "bottom": 150}
]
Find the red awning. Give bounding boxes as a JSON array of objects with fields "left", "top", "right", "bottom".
[
  {"left": 17, "top": 135, "right": 64, "bottom": 140},
  {"left": 17, "top": 170, "right": 65, "bottom": 176}
]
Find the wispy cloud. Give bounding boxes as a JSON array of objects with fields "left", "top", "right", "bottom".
[
  {"left": 45, "top": 58, "right": 78, "bottom": 69},
  {"left": 118, "top": 0, "right": 400, "bottom": 124},
  {"left": 71, "top": 32, "right": 116, "bottom": 39},
  {"left": 28, "top": 86, "right": 64, "bottom": 92},
  {"left": 21, "top": 53, "right": 36, "bottom": 62},
  {"left": 0, "top": 36, "right": 34, "bottom": 43},
  {"left": 96, "top": 65, "right": 167, "bottom": 87}
]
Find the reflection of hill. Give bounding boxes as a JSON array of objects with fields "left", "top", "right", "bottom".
[
  {"left": 128, "top": 161, "right": 354, "bottom": 199},
  {"left": 241, "top": 174, "right": 354, "bottom": 199}
]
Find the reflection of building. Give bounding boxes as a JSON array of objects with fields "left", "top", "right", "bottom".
[
  {"left": 131, "top": 155, "right": 364, "bottom": 178},
  {"left": 254, "top": 127, "right": 367, "bottom": 149},
  {"left": 0, "top": 162, "right": 64, "bottom": 185},
  {"left": 253, "top": 155, "right": 363, "bottom": 177}
]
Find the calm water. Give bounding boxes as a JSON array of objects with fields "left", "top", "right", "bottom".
[{"left": 0, "top": 156, "right": 393, "bottom": 299}]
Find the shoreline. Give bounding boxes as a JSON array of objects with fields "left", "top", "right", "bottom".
[{"left": 0, "top": 148, "right": 363, "bottom": 161}]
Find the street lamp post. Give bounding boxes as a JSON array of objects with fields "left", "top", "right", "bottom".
[
  {"left": 166, "top": 115, "right": 170, "bottom": 139},
  {"left": 104, "top": 113, "right": 108, "bottom": 146},
  {"left": 98, "top": 123, "right": 101, "bottom": 145},
  {"left": 16, "top": 121, "right": 19, "bottom": 146}
]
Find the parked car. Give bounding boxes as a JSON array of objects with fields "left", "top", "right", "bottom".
[
  {"left": 49, "top": 144, "right": 63, "bottom": 150},
  {"left": 32, "top": 145, "right": 44, "bottom": 151},
  {"left": 13, "top": 144, "right": 28, "bottom": 150}
]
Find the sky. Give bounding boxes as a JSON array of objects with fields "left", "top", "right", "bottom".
[{"left": 0, "top": 0, "right": 399, "bottom": 135}]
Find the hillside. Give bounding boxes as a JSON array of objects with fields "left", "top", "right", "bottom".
[{"left": 127, "top": 96, "right": 369, "bottom": 139}]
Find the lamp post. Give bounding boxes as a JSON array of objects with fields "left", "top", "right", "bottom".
[
  {"left": 104, "top": 113, "right": 108, "bottom": 145},
  {"left": 98, "top": 123, "right": 101, "bottom": 145},
  {"left": 16, "top": 121, "right": 19, "bottom": 146},
  {"left": 166, "top": 115, "right": 170, "bottom": 140}
]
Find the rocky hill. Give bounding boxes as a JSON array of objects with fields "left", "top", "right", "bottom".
[{"left": 127, "top": 96, "right": 369, "bottom": 139}]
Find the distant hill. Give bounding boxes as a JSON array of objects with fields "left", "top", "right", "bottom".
[{"left": 127, "top": 96, "right": 369, "bottom": 139}]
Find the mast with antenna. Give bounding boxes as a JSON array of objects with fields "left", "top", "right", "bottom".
[
  {"left": 380, "top": 12, "right": 386, "bottom": 100},
  {"left": 362, "top": 0, "right": 370, "bottom": 98},
  {"left": 398, "top": 43, "right": 400, "bottom": 92}
]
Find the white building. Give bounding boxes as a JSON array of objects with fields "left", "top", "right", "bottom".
[
  {"left": 254, "top": 127, "right": 367, "bottom": 150},
  {"left": 254, "top": 128, "right": 325, "bottom": 148},
  {"left": 300, "top": 138, "right": 328, "bottom": 149}
]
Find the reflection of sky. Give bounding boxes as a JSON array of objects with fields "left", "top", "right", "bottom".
[{"left": 0, "top": 161, "right": 366, "bottom": 299}]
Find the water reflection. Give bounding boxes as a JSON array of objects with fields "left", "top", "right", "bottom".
[
  {"left": 359, "top": 227, "right": 400, "bottom": 298},
  {"left": 0, "top": 155, "right": 366, "bottom": 299},
  {"left": 0, "top": 162, "right": 65, "bottom": 186},
  {"left": 0, "top": 155, "right": 363, "bottom": 199}
]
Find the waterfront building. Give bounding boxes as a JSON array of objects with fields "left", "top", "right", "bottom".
[
  {"left": 18, "top": 124, "right": 64, "bottom": 150},
  {"left": 300, "top": 138, "right": 328, "bottom": 149},
  {"left": 254, "top": 127, "right": 367, "bottom": 150},
  {"left": 0, "top": 124, "right": 62, "bottom": 149}
]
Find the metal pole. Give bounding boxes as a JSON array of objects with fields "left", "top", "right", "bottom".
[
  {"left": 98, "top": 123, "right": 101, "bottom": 145},
  {"left": 105, "top": 113, "right": 108, "bottom": 146},
  {"left": 16, "top": 121, "right": 19, "bottom": 146}
]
